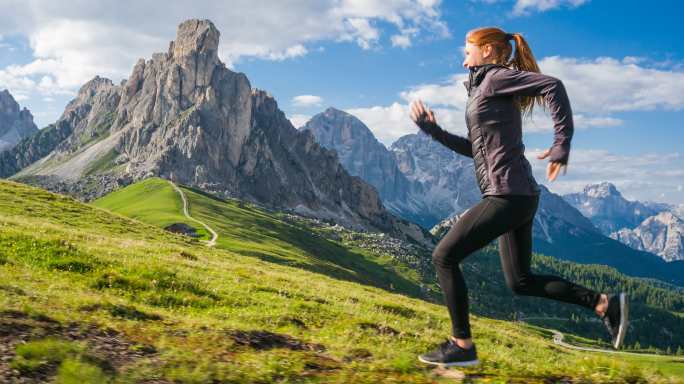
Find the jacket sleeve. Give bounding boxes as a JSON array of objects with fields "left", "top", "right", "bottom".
[
  {"left": 415, "top": 119, "right": 473, "bottom": 158},
  {"left": 486, "top": 68, "right": 574, "bottom": 165}
]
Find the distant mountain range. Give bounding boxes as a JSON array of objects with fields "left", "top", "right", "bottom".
[{"left": 563, "top": 182, "right": 684, "bottom": 262}]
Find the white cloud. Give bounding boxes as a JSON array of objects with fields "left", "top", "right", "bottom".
[
  {"left": 525, "top": 148, "right": 684, "bottom": 204},
  {"left": 512, "top": 0, "right": 590, "bottom": 16},
  {"left": 287, "top": 114, "right": 312, "bottom": 129},
  {"left": 12, "top": 93, "right": 29, "bottom": 101},
  {"left": 391, "top": 34, "right": 412, "bottom": 49},
  {"left": 540, "top": 56, "right": 684, "bottom": 113},
  {"left": 0, "top": 0, "right": 449, "bottom": 101},
  {"left": 345, "top": 102, "right": 416, "bottom": 147},
  {"left": 399, "top": 72, "right": 469, "bottom": 108},
  {"left": 391, "top": 27, "right": 419, "bottom": 49},
  {"left": 342, "top": 18, "right": 380, "bottom": 50},
  {"left": 292, "top": 95, "right": 324, "bottom": 108}
]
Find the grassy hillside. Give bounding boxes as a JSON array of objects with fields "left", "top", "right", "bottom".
[
  {"left": 0, "top": 177, "right": 681, "bottom": 383},
  {"left": 91, "top": 178, "right": 212, "bottom": 241},
  {"left": 93, "top": 178, "right": 429, "bottom": 298}
]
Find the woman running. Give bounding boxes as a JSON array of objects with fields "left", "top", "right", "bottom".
[{"left": 410, "top": 27, "right": 629, "bottom": 367}]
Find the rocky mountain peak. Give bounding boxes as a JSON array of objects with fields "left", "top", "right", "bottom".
[
  {"left": 654, "top": 210, "right": 679, "bottom": 224},
  {"left": 611, "top": 209, "right": 684, "bottom": 262},
  {"left": 322, "top": 106, "right": 345, "bottom": 116},
  {"left": 169, "top": 19, "right": 220, "bottom": 63},
  {"left": 71, "top": 76, "right": 117, "bottom": 105},
  {"left": 0, "top": 89, "right": 39, "bottom": 152},
  {"left": 0, "top": 89, "right": 14, "bottom": 104},
  {"left": 0, "top": 89, "right": 26, "bottom": 116},
  {"left": 304, "top": 106, "right": 376, "bottom": 142},
  {"left": 584, "top": 181, "right": 620, "bottom": 198}
]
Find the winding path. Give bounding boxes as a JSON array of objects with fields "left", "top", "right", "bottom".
[
  {"left": 518, "top": 316, "right": 682, "bottom": 359},
  {"left": 168, "top": 180, "right": 218, "bottom": 247}
]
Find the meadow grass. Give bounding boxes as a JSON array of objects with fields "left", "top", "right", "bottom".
[{"left": 0, "top": 177, "right": 680, "bottom": 383}]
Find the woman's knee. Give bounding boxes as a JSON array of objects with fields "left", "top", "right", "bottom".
[
  {"left": 432, "top": 246, "right": 464, "bottom": 268},
  {"left": 506, "top": 275, "right": 533, "bottom": 295}
]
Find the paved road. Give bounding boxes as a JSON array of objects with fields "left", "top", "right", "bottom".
[
  {"left": 168, "top": 180, "right": 218, "bottom": 247},
  {"left": 518, "top": 316, "right": 683, "bottom": 359}
]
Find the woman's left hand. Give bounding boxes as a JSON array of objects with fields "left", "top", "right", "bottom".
[
  {"left": 536, "top": 148, "right": 567, "bottom": 181},
  {"left": 410, "top": 100, "right": 437, "bottom": 127}
]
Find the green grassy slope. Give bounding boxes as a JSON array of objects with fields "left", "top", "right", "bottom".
[
  {"left": 94, "top": 178, "right": 430, "bottom": 300},
  {"left": 90, "top": 178, "right": 211, "bottom": 241},
  {"left": 0, "top": 178, "right": 681, "bottom": 383}
]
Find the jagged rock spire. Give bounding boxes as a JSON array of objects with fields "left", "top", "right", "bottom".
[{"left": 170, "top": 19, "right": 220, "bottom": 62}]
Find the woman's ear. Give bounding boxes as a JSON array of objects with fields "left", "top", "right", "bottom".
[{"left": 482, "top": 43, "right": 492, "bottom": 59}]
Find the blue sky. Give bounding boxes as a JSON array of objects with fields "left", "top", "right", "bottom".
[{"left": 0, "top": 0, "right": 683, "bottom": 204}]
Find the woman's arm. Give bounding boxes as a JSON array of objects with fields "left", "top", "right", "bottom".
[
  {"left": 485, "top": 68, "right": 574, "bottom": 165},
  {"left": 417, "top": 119, "right": 473, "bottom": 158}
]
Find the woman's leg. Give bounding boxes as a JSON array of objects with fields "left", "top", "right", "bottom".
[
  {"left": 498, "top": 196, "right": 602, "bottom": 311},
  {"left": 432, "top": 195, "right": 535, "bottom": 344}
]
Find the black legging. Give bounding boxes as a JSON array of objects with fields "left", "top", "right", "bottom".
[{"left": 432, "top": 194, "right": 601, "bottom": 338}]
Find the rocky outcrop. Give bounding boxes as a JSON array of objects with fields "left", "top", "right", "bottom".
[
  {"left": 0, "top": 78, "right": 120, "bottom": 178},
  {"left": 2, "top": 19, "right": 432, "bottom": 245},
  {"left": 611, "top": 211, "right": 684, "bottom": 262},
  {"left": 0, "top": 90, "right": 38, "bottom": 152},
  {"left": 562, "top": 182, "right": 667, "bottom": 235},
  {"left": 562, "top": 182, "right": 684, "bottom": 261}
]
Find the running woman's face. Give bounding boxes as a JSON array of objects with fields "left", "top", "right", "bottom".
[{"left": 462, "top": 41, "right": 493, "bottom": 69}]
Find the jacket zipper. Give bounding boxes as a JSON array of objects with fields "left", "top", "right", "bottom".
[{"left": 479, "top": 143, "right": 491, "bottom": 193}]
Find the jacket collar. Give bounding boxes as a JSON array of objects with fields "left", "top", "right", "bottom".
[{"left": 462, "top": 63, "right": 507, "bottom": 95}]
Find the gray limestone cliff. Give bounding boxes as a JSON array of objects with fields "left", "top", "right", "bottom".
[{"left": 611, "top": 211, "right": 684, "bottom": 262}]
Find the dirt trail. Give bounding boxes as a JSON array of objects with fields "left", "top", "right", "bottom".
[
  {"left": 518, "top": 316, "right": 683, "bottom": 359},
  {"left": 168, "top": 180, "right": 218, "bottom": 247}
]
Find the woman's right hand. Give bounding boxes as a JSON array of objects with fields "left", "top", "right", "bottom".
[
  {"left": 410, "top": 99, "right": 437, "bottom": 127},
  {"left": 537, "top": 147, "right": 568, "bottom": 182}
]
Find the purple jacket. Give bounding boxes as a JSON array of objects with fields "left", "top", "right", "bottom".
[{"left": 416, "top": 63, "right": 574, "bottom": 196}]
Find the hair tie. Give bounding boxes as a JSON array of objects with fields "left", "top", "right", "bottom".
[{"left": 506, "top": 33, "right": 514, "bottom": 41}]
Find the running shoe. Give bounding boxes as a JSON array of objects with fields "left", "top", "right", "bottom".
[
  {"left": 600, "top": 292, "right": 629, "bottom": 349},
  {"left": 418, "top": 338, "right": 480, "bottom": 367}
]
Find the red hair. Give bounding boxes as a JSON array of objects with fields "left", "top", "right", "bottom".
[{"left": 466, "top": 27, "right": 546, "bottom": 119}]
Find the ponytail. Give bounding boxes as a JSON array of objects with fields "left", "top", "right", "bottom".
[{"left": 466, "top": 27, "right": 546, "bottom": 119}]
